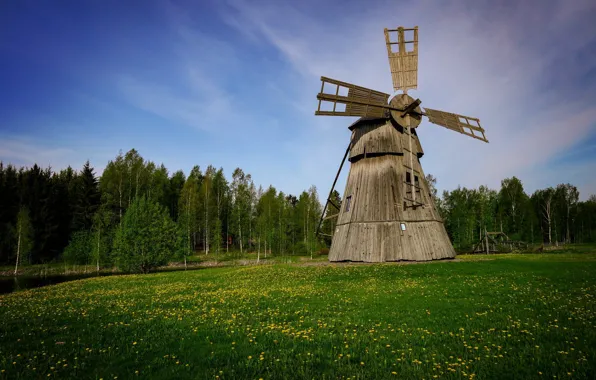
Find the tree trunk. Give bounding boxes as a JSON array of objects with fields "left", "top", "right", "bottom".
[
  {"left": 566, "top": 206, "right": 570, "bottom": 244},
  {"left": 14, "top": 225, "right": 21, "bottom": 276},
  {"left": 239, "top": 210, "right": 243, "bottom": 254},
  {"left": 187, "top": 192, "right": 191, "bottom": 267},
  {"left": 554, "top": 216, "right": 558, "bottom": 246},
  {"left": 547, "top": 214, "right": 552, "bottom": 244},
  {"left": 119, "top": 175, "right": 123, "bottom": 221},
  {"left": 205, "top": 195, "right": 209, "bottom": 255},
  {"left": 96, "top": 227, "right": 101, "bottom": 273},
  {"left": 307, "top": 205, "right": 312, "bottom": 260},
  {"left": 136, "top": 170, "right": 140, "bottom": 198},
  {"left": 216, "top": 192, "right": 221, "bottom": 254}
]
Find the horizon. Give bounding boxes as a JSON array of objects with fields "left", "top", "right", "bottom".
[{"left": 1, "top": 0, "right": 595, "bottom": 200}]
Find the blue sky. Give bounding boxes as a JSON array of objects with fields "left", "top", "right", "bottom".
[{"left": 1, "top": 0, "right": 595, "bottom": 200}]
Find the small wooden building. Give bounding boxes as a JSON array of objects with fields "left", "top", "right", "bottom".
[{"left": 329, "top": 117, "right": 455, "bottom": 262}]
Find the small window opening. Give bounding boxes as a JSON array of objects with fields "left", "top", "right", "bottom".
[
  {"left": 345, "top": 195, "right": 352, "bottom": 212},
  {"left": 414, "top": 175, "right": 421, "bottom": 196},
  {"left": 405, "top": 172, "right": 412, "bottom": 184}
]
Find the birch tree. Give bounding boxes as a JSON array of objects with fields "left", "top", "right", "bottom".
[
  {"left": 14, "top": 207, "right": 33, "bottom": 275},
  {"left": 202, "top": 166, "right": 216, "bottom": 254},
  {"left": 179, "top": 171, "right": 200, "bottom": 267},
  {"left": 556, "top": 183, "right": 579, "bottom": 243},
  {"left": 498, "top": 177, "right": 526, "bottom": 234},
  {"left": 100, "top": 151, "right": 127, "bottom": 222},
  {"left": 540, "top": 188, "right": 555, "bottom": 244},
  {"left": 231, "top": 168, "right": 251, "bottom": 254},
  {"left": 211, "top": 168, "right": 228, "bottom": 254},
  {"left": 91, "top": 206, "right": 112, "bottom": 273}
]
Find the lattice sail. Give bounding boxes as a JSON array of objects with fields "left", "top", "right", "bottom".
[
  {"left": 315, "top": 77, "right": 391, "bottom": 118},
  {"left": 384, "top": 26, "right": 418, "bottom": 93},
  {"left": 424, "top": 108, "right": 488, "bottom": 142}
]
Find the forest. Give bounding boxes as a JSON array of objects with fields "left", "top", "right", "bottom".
[{"left": 1, "top": 148, "right": 595, "bottom": 270}]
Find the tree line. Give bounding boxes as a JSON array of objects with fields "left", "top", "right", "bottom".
[
  {"left": 1, "top": 149, "right": 595, "bottom": 271},
  {"left": 427, "top": 175, "right": 596, "bottom": 250},
  {"left": 0, "top": 149, "right": 322, "bottom": 272}
]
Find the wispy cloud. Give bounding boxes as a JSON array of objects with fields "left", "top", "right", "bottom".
[
  {"left": 117, "top": 72, "right": 233, "bottom": 133},
  {"left": 0, "top": 136, "right": 109, "bottom": 173},
  {"left": 219, "top": 0, "right": 596, "bottom": 199},
  {"left": 115, "top": 0, "right": 243, "bottom": 134},
  {"left": 2, "top": 0, "right": 594, "bottom": 201}
]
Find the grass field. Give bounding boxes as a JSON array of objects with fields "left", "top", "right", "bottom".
[
  {"left": 0, "top": 251, "right": 327, "bottom": 277},
  {"left": 1, "top": 253, "right": 595, "bottom": 379}
]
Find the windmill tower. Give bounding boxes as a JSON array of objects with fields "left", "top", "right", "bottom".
[{"left": 315, "top": 26, "right": 488, "bottom": 262}]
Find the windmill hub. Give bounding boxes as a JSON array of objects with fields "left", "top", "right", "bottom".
[{"left": 389, "top": 94, "right": 422, "bottom": 128}]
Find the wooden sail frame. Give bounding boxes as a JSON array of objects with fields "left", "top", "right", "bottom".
[
  {"left": 384, "top": 26, "right": 418, "bottom": 93},
  {"left": 424, "top": 108, "right": 488, "bottom": 142},
  {"left": 315, "top": 77, "right": 392, "bottom": 118}
]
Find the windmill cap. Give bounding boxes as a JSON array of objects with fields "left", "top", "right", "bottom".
[{"left": 348, "top": 117, "right": 387, "bottom": 131}]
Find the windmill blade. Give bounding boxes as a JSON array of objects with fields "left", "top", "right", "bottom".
[
  {"left": 315, "top": 76, "right": 391, "bottom": 118},
  {"left": 384, "top": 26, "right": 418, "bottom": 93},
  {"left": 424, "top": 108, "right": 489, "bottom": 143}
]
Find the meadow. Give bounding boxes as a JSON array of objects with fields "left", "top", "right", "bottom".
[{"left": 1, "top": 253, "right": 595, "bottom": 379}]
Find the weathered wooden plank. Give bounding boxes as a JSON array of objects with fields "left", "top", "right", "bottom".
[{"left": 329, "top": 118, "right": 455, "bottom": 262}]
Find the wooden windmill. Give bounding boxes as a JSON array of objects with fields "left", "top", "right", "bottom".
[{"left": 315, "top": 26, "right": 488, "bottom": 262}]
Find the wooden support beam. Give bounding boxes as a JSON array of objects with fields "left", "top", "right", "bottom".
[
  {"left": 323, "top": 213, "right": 340, "bottom": 221},
  {"left": 327, "top": 198, "right": 340, "bottom": 210},
  {"left": 316, "top": 139, "right": 351, "bottom": 237}
]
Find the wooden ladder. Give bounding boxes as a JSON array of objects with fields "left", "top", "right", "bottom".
[{"left": 403, "top": 126, "right": 424, "bottom": 209}]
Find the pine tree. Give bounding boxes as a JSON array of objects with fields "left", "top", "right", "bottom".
[{"left": 72, "top": 161, "right": 100, "bottom": 231}]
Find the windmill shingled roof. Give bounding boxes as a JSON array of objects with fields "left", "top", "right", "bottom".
[{"left": 348, "top": 117, "right": 388, "bottom": 131}]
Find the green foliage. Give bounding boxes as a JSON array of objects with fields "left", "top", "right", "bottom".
[
  {"left": 438, "top": 175, "right": 593, "bottom": 250},
  {"left": 14, "top": 207, "right": 34, "bottom": 266},
  {"left": 168, "top": 170, "right": 186, "bottom": 221},
  {"left": 178, "top": 170, "right": 201, "bottom": 255},
  {"left": 113, "top": 196, "right": 181, "bottom": 273},
  {"left": 62, "top": 230, "right": 93, "bottom": 265},
  {"left": 4, "top": 148, "right": 596, "bottom": 266},
  {"left": 321, "top": 190, "right": 341, "bottom": 245},
  {"left": 71, "top": 160, "right": 100, "bottom": 231}
]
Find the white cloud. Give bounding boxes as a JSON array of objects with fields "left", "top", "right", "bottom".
[
  {"left": 0, "top": 136, "right": 111, "bottom": 175},
  {"left": 117, "top": 72, "right": 233, "bottom": 133},
  {"left": 219, "top": 0, "right": 596, "bottom": 199}
]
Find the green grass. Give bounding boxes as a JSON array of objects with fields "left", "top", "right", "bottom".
[
  {"left": 1, "top": 254, "right": 595, "bottom": 379},
  {"left": 1, "top": 252, "right": 328, "bottom": 277}
]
